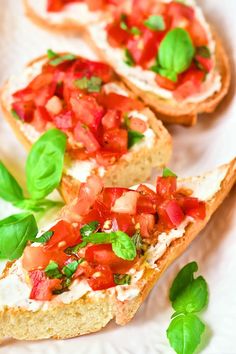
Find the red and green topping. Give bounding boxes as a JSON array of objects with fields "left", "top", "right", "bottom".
[
  {"left": 5, "top": 169, "right": 206, "bottom": 301},
  {"left": 106, "top": 0, "right": 214, "bottom": 99},
  {"left": 11, "top": 51, "right": 148, "bottom": 168},
  {"left": 46, "top": 0, "right": 120, "bottom": 12}
]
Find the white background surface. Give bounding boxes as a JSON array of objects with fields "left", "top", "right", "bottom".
[{"left": 0, "top": 1, "right": 235, "bottom": 353}]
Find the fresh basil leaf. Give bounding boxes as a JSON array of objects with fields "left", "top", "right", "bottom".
[
  {"left": 131, "top": 230, "right": 143, "bottom": 251},
  {"left": 120, "top": 14, "right": 128, "bottom": 31},
  {"left": 196, "top": 46, "right": 211, "bottom": 59},
  {"left": 124, "top": 48, "right": 135, "bottom": 67},
  {"left": 130, "top": 26, "right": 141, "bottom": 35},
  {"left": 11, "top": 109, "right": 20, "bottom": 120},
  {"left": 167, "top": 313, "right": 205, "bottom": 354},
  {"left": 144, "top": 15, "right": 165, "bottom": 31},
  {"left": 85, "top": 232, "right": 116, "bottom": 245},
  {"left": 80, "top": 221, "right": 99, "bottom": 239},
  {"left": 45, "top": 261, "right": 62, "bottom": 279},
  {"left": 49, "top": 53, "right": 77, "bottom": 66},
  {"left": 128, "top": 130, "right": 144, "bottom": 148},
  {"left": 0, "top": 213, "right": 38, "bottom": 260},
  {"left": 74, "top": 76, "right": 102, "bottom": 93},
  {"left": 65, "top": 241, "right": 88, "bottom": 254},
  {"left": 150, "top": 64, "right": 160, "bottom": 73},
  {"left": 26, "top": 129, "right": 67, "bottom": 200},
  {"left": 172, "top": 276, "right": 208, "bottom": 313},
  {"left": 163, "top": 167, "right": 177, "bottom": 178},
  {"left": 0, "top": 161, "right": 24, "bottom": 203},
  {"left": 112, "top": 231, "right": 136, "bottom": 261},
  {"left": 158, "top": 28, "right": 195, "bottom": 75},
  {"left": 158, "top": 68, "right": 178, "bottom": 82},
  {"left": 74, "top": 77, "right": 89, "bottom": 90},
  {"left": 47, "top": 49, "right": 58, "bottom": 59},
  {"left": 170, "top": 262, "right": 198, "bottom": 302},
  {"left": 114, "top": 274, "right": 132, "bottom": 285},
  {"left": 37, "top": 230, "right": 54, "bottom": 244},
  {"left": 62, "top": 259, "right": 83, "bottom": 278},
  {"left": 14, "top": 198, "right": 63, "bottom": 212}
]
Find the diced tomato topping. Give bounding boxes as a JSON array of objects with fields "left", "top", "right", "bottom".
[
  {"left": 155, "top": 74, "right": 178, "bottom": 91},
  {"left": 44, "top": 220, "right": 81, "bottom": 251},
  {"left": 136, "top": 194, "right": 157, "bottom": 214},
  {"left": 95, "top": 151, "right": 121, "bottom": 167},
  {"left": 158, "top": 200, "right": 184, "bottom": 228},
  {"left": 174, "top": 68, "right": 205, "bottom": 101},
  {"left": 129, "top": 117, "right": 147, "bottom": 133},
  {"left": 112, "top": 213, "right": 136, "bottom": 236},
  {"left": 187, "top": 19, "right": 208, "bottom": 47},
  {"left": 12, "top": 87, "right": 34, "bottom": 101},
  {"left": 156, "top": 176, "right": 177, "bottom": 198},
  {"left": 111, "top": 191, "right": 139, "bottom": 215},
  {"left": 85, "top": 0, "right": 106, "bottom": 11},
  {"left": 31, "top": 107, "right": 50, "bottom": 131},
  {"left": 195, "top": 55, "right": 213, "bottom": 73},
  {"left": 29, "top": 270, "right": 61, "bottom": 301},
  {"left": 88, "top": 265, "right": 116, "bottom": 291},
  {"left": 180, "top": 197, "right": 206, "bottom": 220},
  {"left": 136, "top": 184, "right": 156, "bottom": 197},
  {"left": 135, "top": 213, "right": 155, "bottom": 238},
  {"left": 99, "top": 93, "right": 144, "bottom": 112},
  {"left": 74, "top": 122, "right": 100, "bottom": 153},
  {"left": 102, "top": 128, "right": 128, "bottom": 153},
  {"left": 53, "top": 110, "right": 74, "bottom": 130},
  {"left": 100, "top": 187, "right": 129, "bottom": 209},
  {"left": 101, "top": 110, "right": 121, "bottom": 130},
  {"left": 47, "top": 0, "right": 65, "bottom": 12},
  {"left": 12, "top": 100, "right": 35, "bottom": 122},
  {"left": 22, "top": 246, "right": 69, "bottom": 271},
  {"left": 107, "top": 19, "right": 130, "bottom": 47}
]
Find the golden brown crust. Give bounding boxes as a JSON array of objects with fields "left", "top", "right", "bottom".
[
  {"left": 0, "top": 55, "right": 172, "bottom": 203},
  {"left": 0, "top": 160, "right": 235, "bottom": 340},
  {"left": 85, "top": 28, "right": 231, "bottom": 126}
]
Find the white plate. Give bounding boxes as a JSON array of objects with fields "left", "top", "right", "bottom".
[{"left": 0, "top": 0, "right": 235, "bottom": 353}]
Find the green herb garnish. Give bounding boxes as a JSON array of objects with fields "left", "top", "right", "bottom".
[
  {"left": 49, "top": 53, "right": 77, "bottom": 66},
  {"left": 128, "top": 130, "right": 144, "bottom": 148},
  {"left": 62, "top": 259, "right": 83, "bottom": 278},
  {"left": 124, "top": 48, "right": 135, "bottom": 67},
  {"left": 11, "top": 109, "right": 20, "bottom": 120},
  {"left": 144, "top": 15, "right": 165, "bottom": 31},
  {"left": 74, "top": 76, "right": 102, "bottom": 93},
  {"left": 114, "top": 274, "right": 132, "bottom": 285},
  {"left": 130, "top": 26, "right": 141, "bottom": 35},
  {"left": 47, "top": 49, "right": 58, "bottom": 59},
  {"left": 36, "top": 230, "right": 54, "bottom": 244},
  {"left": 45, "top": 261, "right": 62, "bottom": 279},
  {"left": 163, "top": 167, "right": 177, "bottom": 178}
]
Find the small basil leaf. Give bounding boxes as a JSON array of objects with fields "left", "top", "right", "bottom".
[
  {"left": 62, "top": 259, "right": 83, "bottom": 278},
  {"left": 14, "top": 198, "right": 63, "bottom": 212},
  {"left": 158, "top": 68, "right": 178, "bottom": 82},
  {"left": 167, "top": 313, "right": 205, "bottom": 354},
  {"left": 0, "top": 213, "right": 38, "bottom": 260},
  {"left": 130, "top": 27, "right": 141, "bottom": 35},
  {"left": 26, "top": 129, "right": 67, "bottom": 200},
  {"left": 74, "top": 76, "right": 102, "bottom": 92},
  {"left": 112, "top": 231, "right": 136, "bottom": 261},
  {"left": 85, "top": 232, "right": 116, "bottom": 245},
  {"left": 172, "top": 276, "right": 208, "bottom": 313},
  {"left": 163, "top": 167, "right": 177, "bottom": 178},
  {"left": 49, "top": 53, "right": 77, "bottom": 66},
  {"left": 74, "top": 77, "right": 89, "bottom": 90},
  {"left": 37, "top": 230, "right": 54, "bottom": 244},
  {"left": 120, "top": 14, "right": 128, "bottom": 31},
  {"left": 114, "top": 274, "right": 132, "bottom": 285},
  {"left": 11, "top": 109, "right": 20, "bottom": 120},
  {"left": 196, "top": 46, "right": 211, "bottom": 58},
  {"left": 124, "top": 49, "right": 135, "bottom": 66},
  {"left": 45, "top": 261, "right": 62, "bottom": 279},
  {"left": 144, "top": 15, "right": 165, "bottom": 31},
  {"left": 0, "top": 161, "right": 24, "bottom": 203},
  {"left": 47, "top": 49, "right": 58, "bottom": 59},
  {"left": 170, "top": 262, "right": 198, "bottom": 302},
  {"left": 131, "top": 231, "right": 143, "bottom": 251},
  {"left": 128, "top": 130, "right": 145, "bottom": 148},
  {"left": 65, "top": 241, "right": 88, "bottom": 254},
  {"left": 80, "top": 221, "right": 99, "bottom": 239},
  {"left": 158, "top": 28, "right": 195, "bottom": 75}
]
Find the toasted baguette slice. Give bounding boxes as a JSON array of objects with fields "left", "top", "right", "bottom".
[
  {"left": 0, "top": 159, "right": 235, "bottom": 341},
  {"left": 87, "top": 31, "right": 230, "bottom": 126},
  {"left": 0, "top": 55, "right": 172, "bottom": 203}
]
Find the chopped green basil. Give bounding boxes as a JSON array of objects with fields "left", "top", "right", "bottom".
[
  {"left": 11, "top": 109, "right": 20, "bottom": 120},
  {"left": 49, "top": 53, "right": 77, "bottom": 66},
  {"left": 114, "top": 274, "right": 132, "bottom": 285},
  {"left": 62, "top": 259, "right": 83, "bottom": 278},
  {"left": 120, "top": 14, "right": 128, "bottom": 31},
  {"left": 45, "top": 261, "right": 62, "bottom": 279},
  {"left": 36, "top": 230, "right": 54, "bottom": 244},
  {"left": 163, "top": 167, "right": 177, "bottom": 178},
  {"left": 130, "top": 26, "right": 141, "bottom": 35},
  {"left": 196, "top": 46, "right": 211, "bottom": 59},
  {"left": 128, "top": 130, "right": 145, "bottom": 148},
  {"left": 74, "top": 76, "right": 102, "bottom": 93},
  {"left": 80, "top": 221, "right": 99, "bottom": 239},
  {"left": 124, "top": 48, "right": 135, "bottom": 67},
  {"left": 144, "top": 15, "right": 165, "bottom": 31},
  {"left": 131, "top": 230, "right": 143, "bottom": 251},
  {"left": 47, "top": 49, "right": 58, "bottom": 59}
]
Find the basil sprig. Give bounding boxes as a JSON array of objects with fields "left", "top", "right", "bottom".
[
  {"left": 0, "top": 129, "right": 66, "bottom": 214},
  {"left": 128, "top": 130, "right": 144, "bottom": 148},
  {"left": 167, "top": 262, "right": 208, "bottom": 354},
  {"left": 144, "top": 15, "right": 165, "bottom": 31},
  {"left": 163, "top": 167, "right": 177, "bottom": 178},
  {"left": 153, "top": 28, "right": 195, "bottom": 82},
  {"left": 74, "top": 76, "right": 102, "bottom": 93},
  {"left": 0, "top": 213, "right": 38, "bottom": 260}
]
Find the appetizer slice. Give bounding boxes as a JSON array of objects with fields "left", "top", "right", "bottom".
[
  {"left": 1, "top": 51, "right": 171, "bottom": 202},
  {"left": 0, "top": 160, "right": 235, "bottom": 340},
  {"left": 23, "top": 0, "right": 125, "bottom": 31},
  {"left": 88, "top": 0, "right": 230, "bottom": 125}
]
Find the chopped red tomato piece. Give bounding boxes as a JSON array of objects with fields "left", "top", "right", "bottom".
[
  {"left": 167, "top": 1, "right": 194, "bottom": 28},
  {"left": 135, "top": 213, "right": 155, "bottom": 238},
  {"left": 74, "top": 122, "right": 100, "bottom": 153},
  {"left": 102, "top": 128, "right": 128, "bottom": 153},
  {"left": 44, "top": 220, "right": 81, "bottom": 251},
  {"left": 195, "top": 55, "right": 213, "bottom": 73},
  {"left": 85, "top": 0, "right": 106, "bottom": 11},
  {"left": 95, "top": 151, "right": 121, "bottom": 167},
  {"left": 106, "top": 19, "right": 130, "bottom": 47},
  {"left": 111, "top": 191, "right": 139, "bottom": 215},
  {"left": 180, "top": 197, "right": 206, "bottom": 220},
  {"left": 31, "top": 107, "right": 50, "bottom": 131},
  {"left": 136, "top": 184, "right": 156, "bottom": 197},
  {"left": 53, "top": 110, "right": 74, "bottom": 130},
  {"left": 12, "top": 87, "right": 34, "bottom": 101},
  {"left": 88, "top": 265, "right": 116, "bottom": 290},
  {"left": 187, "top": 19, "right": 208, "bottom": 47},
  {"left": 29, "top": 270, "right": 61, "bottom": 301},
  {"left": 99, "top": 92, "right": 144, "bottom": 112},
  {"left": 136, "top": 194, "right": 157, "bottom": 214},
  {"left": 155, "top": 74, "right": 178, "bottom": 91},
  {"left": 156, "top": 176, "right": 177, "bottom": 198},
  {"left": 129, "top": 117, "right": 147, "bottom": 133},
  {"left": 158, "top": 200, "right": 184, "bottom": 227},
  {"left": 22, "top": 246, "right": 69, "bottom": 271},
  {"left": 174, "top": 68, "right": 204, "bottom": 100},
  {"left": 47, "top": 0, "right": 65, "bottom": 12},
  {"left": 101, "top": 110, "right": 121, "bottom": 130},
  {"left": 12, "top": 100, "right": 35, "bottom": 122},
  {"left": 101, "top": 187, "right": 128, "bottom": 209},
  {"left": 112, "top": 213, "right": 136, "bottom": 236}
]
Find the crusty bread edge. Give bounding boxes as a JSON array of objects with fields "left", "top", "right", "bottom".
[
  {"left": 85, "top": 28, "right": 231, "bottom": 126},
  {"left": 0, "top": 55, "right": 172, "bottom": 203},
  {"left": 0, "top": 159, "right": 235, "bottom": 341}
]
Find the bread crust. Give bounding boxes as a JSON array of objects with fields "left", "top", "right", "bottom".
[
  {"left": 86, "top": 29, "right": 231, "bottom": 126},
  {"left": 0, "top": 55, "right": 172, "bottom": 203},
  {"left": 0, "top": 159, "right": 235, "bottom": 340}
]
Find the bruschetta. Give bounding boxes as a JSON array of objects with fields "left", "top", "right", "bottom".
[
  {"left": 86, "top": 0, "right": 231, "bottom": 125},
  {"left": 0, "top": 51, "right": 172, "bottom": 203},
  {"left": 0, "top": 159, "right": 235, "bottom": 340}
]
